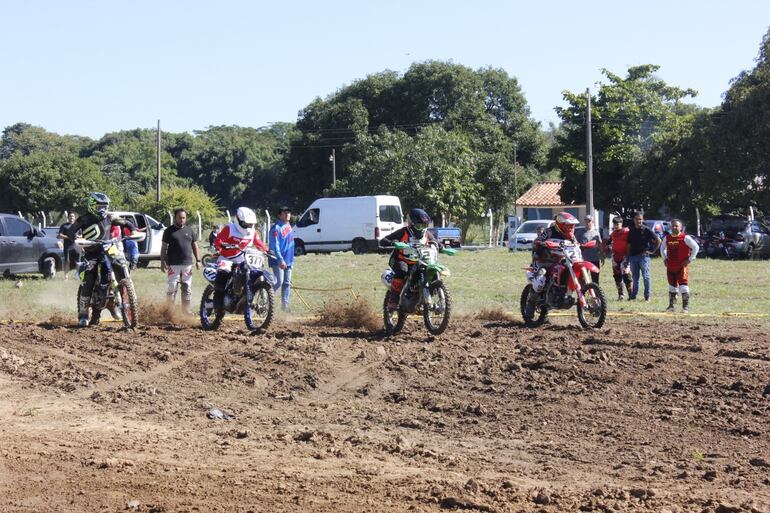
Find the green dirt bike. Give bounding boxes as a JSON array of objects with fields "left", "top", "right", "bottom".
[
  {"left": 382, "top": 241, "right": 457, "bottom": 336},
  {"left": 75, "top": 236, "right": 142, "bottom": 328}
]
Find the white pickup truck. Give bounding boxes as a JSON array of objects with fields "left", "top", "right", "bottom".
[{"left": 110, "top": 211, "right": 166, "bottom": 267}]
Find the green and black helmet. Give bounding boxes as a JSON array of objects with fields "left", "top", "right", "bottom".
[{"left": 86, "top": 192, "right": 110, "bottom": 219}]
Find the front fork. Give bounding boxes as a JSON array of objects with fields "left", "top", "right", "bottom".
[
  {"left": 568, "top": 266, "right": 592, "bottom": 308},
  {"left": 101, "top": 256, "right": 124, "bottom": 311}
]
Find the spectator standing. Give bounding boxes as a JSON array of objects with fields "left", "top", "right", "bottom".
[
  {"left": 58, "top": 212, "right": 82, "bottom": 279},
  {"left": 160, "top": 209, "right": 201, "bottom": 313},
  {"left": 608, "top": 216, "right": 632, "bottom": 300},
  {"left": 269, "top": 206, "right": 295, "bottom": 312},
  {"left": 122, "top": 225, "right": 142, "bottom": 270},
  {"left": 579, "top": 214, "right": 604, "bottom": 283},
  {"left": 660, "top": 219, "right": 700, "bottom": 313},
  {"left": 627, "top": 211, "right": 661, "bottom": 301}
]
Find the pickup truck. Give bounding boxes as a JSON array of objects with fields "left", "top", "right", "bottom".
[
  {"left": 110, "top": 211, "right": 166, "bottom": 267},
  {"left": 427, "top": 227, "right": 462, "bottom": 248},
  {"left": 0, "top": 213, "right": 64, "bottom": 278}
]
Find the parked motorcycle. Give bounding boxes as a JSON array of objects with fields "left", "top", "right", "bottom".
[
  {"left": 708, "top": 231, "right": 738, "bottom": 259},
  {"left": 75, "top": 235, "right": 143, "bottom": 328},
  {"left": 520, "top": 239, "right": 607, "bottom": 329},
  {"left": 382, "top": 241, "right": 457, "bottom": 336},
  {"left": 199, "top": 246, "right": 275, "bottom": 332}
]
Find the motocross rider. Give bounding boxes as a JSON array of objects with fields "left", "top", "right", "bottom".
[
  {"left": 529, "top": 211, "right": 580, "bottom": 293},
  {"left": 66, "top": 192, "right": 139, "bottom": 327},
  {"left": 379, "top": 208, "right": 438, "bottom": 310},
  {"left": 608, "top": 216, "right": 632, "bottom": 300},
  {"left": 212, "top": 207, "right": 270, "bottom": 311}
]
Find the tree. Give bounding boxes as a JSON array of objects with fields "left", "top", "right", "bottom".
[
  {"left": 0, "top": 151, "right": 105, "bottom": 213},
  {"left": 134, "top": 185, "right": 219, "bottom": 222},
  {"left": 176, "top": 125, "right": 291, "bottom": 211},
  {"left": 552, "top": 65, "right": 696, "bottom": 213},
  {"left": 284, "top": 61, "right": 546, "bottom": 212}
]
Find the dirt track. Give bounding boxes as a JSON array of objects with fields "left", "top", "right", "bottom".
[{"left": 0, "top": 316, "right": 769, "bottom": 512}]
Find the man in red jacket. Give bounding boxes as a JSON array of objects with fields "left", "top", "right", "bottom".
[
  {"left": 660, "top": 219, "right": 700, "bottom": 313},
  {"left": 608, "top": 217, "right": 632, "bottom": 300}
]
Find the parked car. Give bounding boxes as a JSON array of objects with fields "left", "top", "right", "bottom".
[
  {"left": 704, "top": 215, "right": 770, "bottom": 259},
  {"left": 427, "top": 226, "right": 462, "bottom": 248},
  {"left": 110, "top": 211, "right": 166, "bottom": 267},
  {"left": 293, "top": 195, "right": 404, "bottom": 255},
  {"left": 509, "top": 220, "right": 553, "bottom": 251},
  {"left": 0, "top": 213, "right": 64, "bottom": 278}
]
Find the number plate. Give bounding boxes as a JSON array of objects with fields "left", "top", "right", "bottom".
[{"left": 245, "top": 252, "right": 263, "bottom": 268}]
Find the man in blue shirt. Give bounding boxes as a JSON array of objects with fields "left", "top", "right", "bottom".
[{"left": 269, "top": 206, "right": 295, "bottom": 312}]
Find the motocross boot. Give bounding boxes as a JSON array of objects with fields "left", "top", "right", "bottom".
[
  {"left": 666, "top": 292, "right": 677, "bottom": 312},
  {"left": 615, "top": 280, "right": 624, "bottom": 301},
  {"left": 78, "top": 294, "right": 91, "bottom": 327},
  {"left": 681, "top": 293, "right": 690, "bottom": 313}
]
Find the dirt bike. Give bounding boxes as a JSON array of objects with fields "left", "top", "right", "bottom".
[
  {"left": 75, "top": 235, "right": 143, "bottom": 328},
  {"left": 521, "top": 239, "right": 607, "bottom": 329},
  {"left": 382, "top": 241, "right": 457, "bottom": 336},
  {"left": 199, "top": 245, "right": 275, "bottom": 332},
  {"left": 201, "top": 245, "right": 219, "bottom": 266}
]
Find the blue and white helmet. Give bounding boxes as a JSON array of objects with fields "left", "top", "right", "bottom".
[{"left": 381, "top": 269, "right": 395, "bottom": 288}]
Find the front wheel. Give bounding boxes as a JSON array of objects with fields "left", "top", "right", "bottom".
[
  {"left": 117, "top": 278, "right": 138, "bottom": 328},
  {"left": 245, "top": 284, "right": 274, "bottom": 332},
  {"left": 423, "top": 282, "right": 451, "bottom": 335},
  {"left": 352, "top": 238, "right": 367, "bottom": 255},
  {"left": 520, "top": 284, "right": 548, "bottom": 327},
  {"left": 383, "top": 291, "right": 407, "bottom": 336},
  {"left": 577, "top": 282, "right": 607, "bottom": 329},
  {"left": 294, "top": 240, "right": 306, "bottom": 257},
  {"left": 200, "top": 284, "right": 224, "bottom": 330}
]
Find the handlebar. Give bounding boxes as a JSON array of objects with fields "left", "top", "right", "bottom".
[{"left": 74, "top": 233, "right": 145, "bottom": 247}]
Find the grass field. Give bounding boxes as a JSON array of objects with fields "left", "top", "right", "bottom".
[{"left": 1, "top": 249, "right": 769, "bottom": 323}]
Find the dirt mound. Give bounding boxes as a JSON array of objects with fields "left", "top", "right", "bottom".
[
  {"left": 137, "top": 300, "right": 197, "bottom": 326},
  {"left": 315, "top": 296, "right": 380, "bottom": 332},
  {"left": 473, "top": 306, "right": 514, "bottom": 322}
]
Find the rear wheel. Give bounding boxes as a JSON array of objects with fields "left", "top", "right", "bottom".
[
  {"left": 423, "top": 282, "right": 451, "bottom": 335},
  {"left": 200, "top": 284, "right": 224, "bottom": 330},
  {"left": 352, "top": 238, "right": 367, "bottom": 255},
  {"left": 520, "top": 284, "right": 548, "bottom": 327},
  {"left": 117, "top": 278, "right": 138, "bottom": 328},
  {"left": 577, "top": 282, "right": 607, "bottom": 329},
  {"left": 245, "top": 284, "right": 274, "bottom": 332},
  {"left": 383, "top": 291, "right": 406, "bottom": 336},
  {"left": 136, "top": 259, "right": 150, "bottom": 269}
]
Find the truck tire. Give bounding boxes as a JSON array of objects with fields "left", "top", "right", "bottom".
[
  {"left": 41, "top": 256, "right": 57, "bottom": 279},
  {"left": 294, "top": 240, "right": 306, "bottom": 256},
  {"left": 352, "top": 238, "right": 367, "bottom": 255},
  {"left": 136, "top": 259, "right": 150, "bottom": 269}
]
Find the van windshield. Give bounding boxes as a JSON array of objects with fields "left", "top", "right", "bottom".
[{"left": 379, "top": 205, "right": 402, "bottom": 224}]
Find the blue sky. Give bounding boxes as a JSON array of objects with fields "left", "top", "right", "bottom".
[{"left": 2, "top": 0, "right": 768, "bottom": 138}]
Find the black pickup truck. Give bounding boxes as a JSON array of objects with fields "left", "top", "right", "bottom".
[
  {"left": 0, "top": 213, "right": 64, "bottom": 278},
  {"left": 427, "top": 226, "right": 462, "bottom": 248}
]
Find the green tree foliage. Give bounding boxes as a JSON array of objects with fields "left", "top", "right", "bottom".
[
  {"left": 285, "top": 61, "right": 546, "bottom": 215},
  {"left": 85, "top": 129, "right": 187, "bottom": 209},
  {"left": 552, "top": 65, "right": 696, "bottom": 213},
  {"left": 134, "top": 185, "right": 219, "bottom": 221},
  {"left": 337, "top": 126, "right": 483, "bottom": 222},
  {"left": 176, "top": 125, "right": 292, "bottom": 211},
  {"left": 0, "top": 151, "right": 105, "bottom": 213}
]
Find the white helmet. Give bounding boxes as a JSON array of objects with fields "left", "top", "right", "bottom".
[{"left": 235, "top": 207, "right": 258, "bottom": 238}]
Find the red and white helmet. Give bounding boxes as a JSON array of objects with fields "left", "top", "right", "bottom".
[
  {"left": 554, "top": 211, "right": 579, "bottom": 238},
  {"left": 235, "top": 207, "right": 258, "bottom": 238}
]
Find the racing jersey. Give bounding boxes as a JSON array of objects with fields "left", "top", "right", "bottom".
[
  {"left": 661, "top": 232, "right": 699, "bottom": 271},
  {"left": 380, "top": 226, "right": 437, "bottom": 263},
  {"left": 214, "top": 223, "right": 269, "bottom": 264},
  {"left": 609, "top": 227, "right": 630, "bottom": 261},
  {"left": 65, "top": 213, "right": 136, "bottom": 257}
]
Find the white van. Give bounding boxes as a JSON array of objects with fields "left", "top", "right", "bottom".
[{"left": 293, "top": 195, "right": 404, "bottom": 255}]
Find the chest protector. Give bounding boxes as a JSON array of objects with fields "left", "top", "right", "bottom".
[{"left": 666, "top": 232, "right": 691, "bottom": 270}]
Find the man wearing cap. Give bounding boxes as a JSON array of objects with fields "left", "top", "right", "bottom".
[
  {"left": 269, "top": 207, "right": 295, "bottom": 312},
  {"left": 579, "top": 214, "right": 604, "bottom": 283}
]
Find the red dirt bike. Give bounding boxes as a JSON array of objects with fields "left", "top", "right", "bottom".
[{"left": 520, "top": 239, "right": 607, "bottom": 329}]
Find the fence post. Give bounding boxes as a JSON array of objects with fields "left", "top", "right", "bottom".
[{"left": 196, "top": 210, "right": 202, "bottom": 241}]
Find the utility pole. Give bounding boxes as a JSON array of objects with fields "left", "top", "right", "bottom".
[
  {"left": 330, "top": 148, "right": 336, "bottom": 188},
  {"left": 156, "top": 120, "right": 161, "bottom": 202},
  {"left": 585, "top": 89, "right": 594, "bottom": 218}
]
